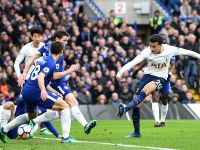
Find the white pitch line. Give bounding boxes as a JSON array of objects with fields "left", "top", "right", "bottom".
[{"left": 34, "top": 136, "right": 178, "bottom": 150}]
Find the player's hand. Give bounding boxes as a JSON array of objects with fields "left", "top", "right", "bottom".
[
  {"left": 18, "top": 74, "right": 26, "bottom": 87},
  {"left": 116, "top": 73, "right": 126, "bottom": 82},
  {"left": 69, "top": 64, "right": 79, "bottom": 73},
  {"left": 41, "top": 89, "right": 48, "bottom": 100}
]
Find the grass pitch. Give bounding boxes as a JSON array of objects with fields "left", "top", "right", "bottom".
[{"left": 1, "top": 120, "right": 200, "bottom": 150}]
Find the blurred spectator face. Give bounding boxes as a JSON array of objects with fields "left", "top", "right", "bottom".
[
  {"left": 109, "top": 84, "right": 115, "bottom": 92},
  {"left": 154, "top": 10, "right": 160, "bottom": 17},
  {"left": 181, "top": 84, "right": 188, "bottom": 92},
  {"left": 122, "top": 85, "right": 129, "bottom": 93},
  {"left": 6, "top": 66, "right": 13, "bottom": 76},
  {"left": 97, "top": 55, "right": 104, "bottom": 63},
  {"left": 1, "top": 32, "right": 8, "bottom": 41},
  {"left": 165, "top": 21, "right": 171, "bottom": 29},
  {"left": 186, "top": 92, "right": 192, "bottom": 99},
  {"left": 127, "top": 77, "right": 132, "bottom": 84},
  {"left": 110, "top": 70, "right": 116, "bottom": 78},
  {"left": 172, "top": 94, "right": 179, "bottom": 103},
  {"left": 96, "top": 70, "right": 102, "bottom": 79},
  {"left": 96, "top": 85, "right": 103, "bottom": 92},
  {"left": 92, "top": 51, "right": 98, "bottom": 59},
  {"left": 188, "top": 34, "right": 196, "bottom": 44},
  {"left": 97, "top": 94, "right": 107, "bottom": 105},
  {"left": 92, "top": 79, "right": 98, "bottom": 87},
  {"left": 110, "top": 10, "right": 115, "bottom": 17},
  {"left": 176, "top": 79, "right": 182, "bottom": 87},
  {"left": 111, "top": 93, "right": 119, "bottom": 101}
]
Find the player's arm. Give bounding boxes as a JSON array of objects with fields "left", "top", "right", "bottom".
[
  {"left": 38, "top": 72, "right": 47, "bottom": 100},
  {"left": 53, "top": 64, "right": 79, "bottom": 80},
  {"left": 22, "top": 51, "right": 41, "bottom": 77},
  {"left": 116, "top": 54, "right": 145, "bottom": 81},
  {"left": 14, "top": 47, "right": 26, "bottom": 78},
  {"left": 132, "top": 60, "right": 147, "bottom": 78},
  {"left": 46, "top": 84, "right": 63, "bottom": 98},
  {"left": 174, "top": 47, "right": 200, "bottom": 59}
]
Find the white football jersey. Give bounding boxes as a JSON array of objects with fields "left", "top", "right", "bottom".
[
  {"left": 118, "top": 44, "right": 200, "bottom": 80},
  {"left": 14, "top": 42, "right": 44, "bottom": 79}
]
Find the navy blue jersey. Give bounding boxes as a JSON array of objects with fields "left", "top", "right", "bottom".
[
  {"left": 25, "top": 55, "right": 56, "bottom": 90},
  {"left": 38, "top": 43, "right": 66, "bottom": 84}
]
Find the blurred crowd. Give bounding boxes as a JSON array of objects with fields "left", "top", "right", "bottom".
[{"left": 0, "top": 0, "right": 199, "bottom": 106}]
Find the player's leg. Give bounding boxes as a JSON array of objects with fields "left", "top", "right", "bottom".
[
  {"left": 160, "top": 93, "right": 168, "bottom": 127},
  {"left": 31, "top": 107, "right": 60, "bottom": 137},
  {"left": 117, "top": 75, "right": 166, "bottom": 118},
  {"left": 126, "top": 104, "right": 141, "bottom": 138},
  {"left": 0, "top": 113, "right": 29, "bottom": 143},
  {"left": 152, "top": 92, "right": 160, "bottom": 127},
  {"left": 1, "top": 102, "right": 15, "bottom": 128},
  {"left": 54, "top": 82, "right": 96, "bottom": 134},
  {"left": 159, "top": 80, "right": 170, "bottom": 127},
  {"left": 65, "top": 93, "right": 96, "bottom": 134},
  {"left": 35, "top": 92, "right": 76, "bottom": 143},
  {"left": 117, "top": 81, "right": 157, "bottom": 118}
]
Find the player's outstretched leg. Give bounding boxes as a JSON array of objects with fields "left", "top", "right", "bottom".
[{"left": 84, "top": 120, "right": 97, "bottom": 134}]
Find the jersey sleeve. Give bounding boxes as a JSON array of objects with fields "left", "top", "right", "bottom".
[
  {"left": 38, "top": 43, "right": 49, "bottom": 55},
  {"left": 117, "top": 48, "right": 148, "bottom": 76},
  {"left": 40, "top": 61, "right": 55, "bottom": 77},
  {"left": 14, "top": 46, "right": 26, "bottom": 77}
]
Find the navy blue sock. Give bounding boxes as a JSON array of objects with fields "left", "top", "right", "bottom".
[
  {"left": 44, "top": 122, "right": 59, "bottom": 137},
  {"left": 125, "top": 92, "right": 146, "bottom": 112},
  {"left": 40, "top": 122, "right": 46, "bottom": 130},
  {"left": 132, "top": 108, "right": 140, "bottom": 134}
]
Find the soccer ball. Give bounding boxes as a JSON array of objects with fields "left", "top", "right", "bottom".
[{"left": 17, "top": 124, "right": 33, "bottom": 140}]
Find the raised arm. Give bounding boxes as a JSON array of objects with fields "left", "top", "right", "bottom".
[
  {"left": 176, "top": 48, "right": 200, "bottom": 59},
  {"left": 38, "top": 72, "right": 47, "bottom": 100},
  {"left": 14, "top": 47, "right": 26, "bottom": 78},
  {"left": 53, "top": 64, "right": 79, "bottom": 80},
  {"left": 116, "top": 54, "right": 145, "bottom": 80}
]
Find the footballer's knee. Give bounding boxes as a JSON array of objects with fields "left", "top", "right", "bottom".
[
  {"left": 3, "top": 101, "right": 15, "bottom": 110},
  {"left": 28, "top": 111, "right": 38, "bottom": 119},
  {"left": 58, "top": 98, "right": 69, "bottom": 110},
  {"left": 65, "top": 93, "right": 78, "bottom": 107}
]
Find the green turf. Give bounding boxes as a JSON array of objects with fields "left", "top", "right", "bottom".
[{"left": 1, "top": 120, "right": 200, "bottom": 150}]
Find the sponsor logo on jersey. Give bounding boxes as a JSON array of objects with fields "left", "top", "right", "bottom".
[
  {"left": 151, "top": 63, "right": 166, "bottom": 69},
  {"left": 56, "top": 64, "right": 60, "bottom": 69}
]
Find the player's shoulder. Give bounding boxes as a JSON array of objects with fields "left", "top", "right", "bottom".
[{"left": 140, "top": 47, "right": 151, "bottom": 55}]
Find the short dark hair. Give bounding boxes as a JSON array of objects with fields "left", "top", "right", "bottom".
[
  {"left": 150, "top": 34, "right": 164, "bottom": 45},
  {"left": 51, "top": 41, "right": 64, "bottom": 55},
  {"left": 30, "top": 27, "right": 43, "bottom": 36},
  {"left": 52, "top": 30, "right": 69, "bottom": 41}
]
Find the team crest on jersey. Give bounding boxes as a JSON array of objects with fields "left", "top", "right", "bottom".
[
  {"left": 64, "top": 86, "right": 69, "bottom": 89},
  {"left": 56, "top": 64, "right": 60, "bottom": 69},
  {"left": 44, "top": 67, "right": 49, "bottom": 73}
]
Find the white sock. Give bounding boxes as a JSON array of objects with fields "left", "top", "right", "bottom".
[
  {"left": 61, "top": 108, "right": 71, "bottom": 138},
  {"left": 33, "top": 110, "right": 60, "bottom": 124},
  {"left": 152, "top": 102, "right": 160, "bottom": 123},
  {"left": 160, "top": 104, "right": 168, "bottom": 122},
  {"left": 71, "top": 106, "right": 87, "bottom": 127},
  {"left": 1, "top": 108, "right": 11, "bottom": 128},
  {"left": 3, "top": 113, "right": 29, "bottom": 133}
]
